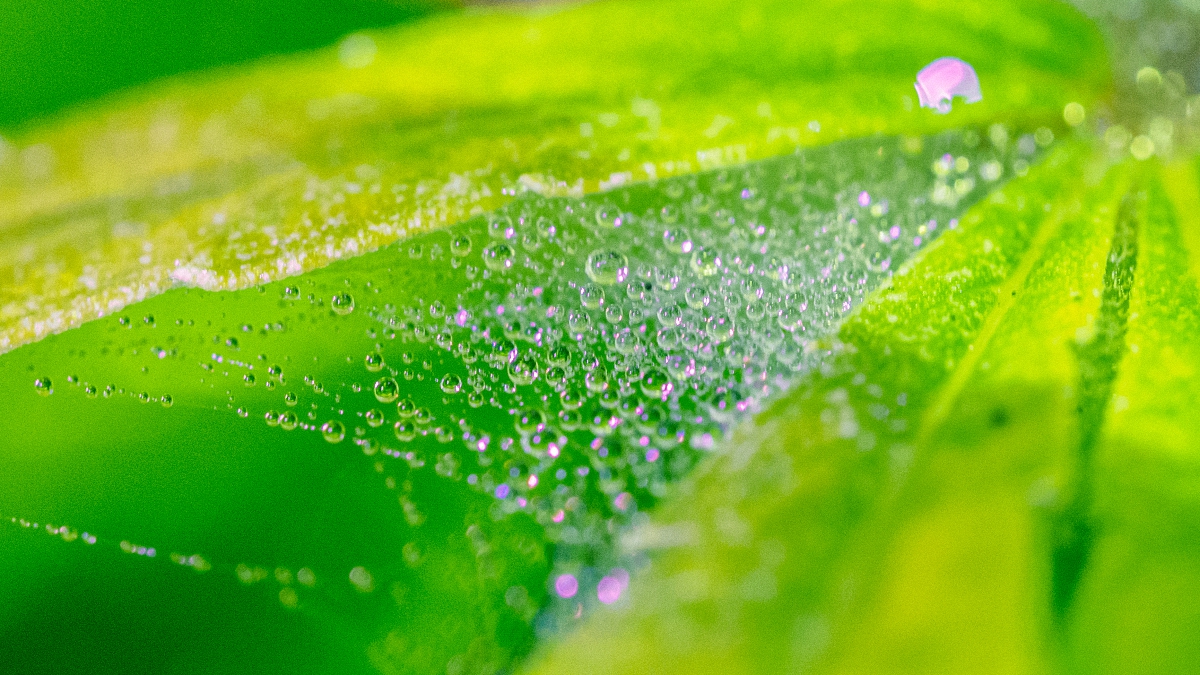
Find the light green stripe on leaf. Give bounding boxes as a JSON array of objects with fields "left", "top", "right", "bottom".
[{"left": 1065, "top": 163, "right": 1200, "bottom": 675}]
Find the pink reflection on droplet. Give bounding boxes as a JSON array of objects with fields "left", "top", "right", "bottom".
[
  {"left": 555, "top": 574, "right": 579, "bottom": 598},
  {"left": 597, "top": 576, "right": 622, "bottom": 604},
  {"left": 915, "top": 57, "right": 982, "bottom": 114},
  {"left": 858, "top": 191, "right": 870, "bottom": 207}
]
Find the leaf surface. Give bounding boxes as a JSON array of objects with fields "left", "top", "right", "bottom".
[
  {"left": 0, "top": 1, "right": 1141, "bottom": 674},
  {"left": 0, "top": 0, "right": 1107, "bottom": 351}
]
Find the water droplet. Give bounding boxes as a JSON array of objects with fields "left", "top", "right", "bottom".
[
  {"left": 508, "top": 355, "right": 540, "bottom": 386},
  {"left": 331, "top": 292, "right": 355, "bottom": 315},
  {"left": 394, "top": 421, "right": 416, "bottom": 441},
  {"left": 655, "top": 266, "right": 680, "bottom": 291},
  {"left": 690, "top": 248, "right": 722, "bottom": 277},
  {"left": 374, "top": 377, "right": 400, "bottom": 403},
  {"left": 440, "top": 373, "right": 463, "bottom": 394},
  {"left": 705, "top": 315, "right": 736, "bottom": 343},
  {"left": 585, "top": 369, "right": 610, "bottom": 393},
  {"left": 641, "top": 369, "right": 672, "bottom": 398},
  {"left": 594, "top": 204, "right": 624, "bottom": 229},
  {"left": 397, "top": 398, "right": 416, "bottom": 417},
  {"left": 684, "top": 285, "right": 710, "bottom": 309},
  {"left": 450, "top": 234, "right": 473, "bottom": 257},
  {"left": 364, "top": 352, "right": 384, "bottom": 372},
  {"left": 546, "top": 345, "right": 570, "bottom": 366},
  {"left": 488, "top": 215, "right": 515, "bottom": 239},
  {"left": 658, "top": 305, "right": 683, "bottom": 326},
  {"left": 279, "top": 411, "right": 298, "bottom": 431},
  {"left": 365, "top": 409, "right": 385, "bottom": 427},
  {"left": 33, "top": 377, "right": 52, "bottom": 396},
  {"left": 349, "top": 566, "right": 374, "bottom": 592},
  {"left": 585, "top": 250, "right": 629, "bottom": 285},
  {"left": 560, "top": 388, "right": 584, "bottom": 410},
  {"left": 915, "top": 57, "right": 982, "bottom": 114},
  {"left": 580, "top": 284, "right": 605, "bottom": 309},
  {"left": 321, "top": 421, "right": 346, "bottom": 443},
  {"left": 516, "top": 409, "right": 546, "bottom": 435},
  {"left": 482, "top": 243, "right": 516, "bottom": 271},
  {"left": 662, "top": 227, "right": 694, "bottom": 254}
]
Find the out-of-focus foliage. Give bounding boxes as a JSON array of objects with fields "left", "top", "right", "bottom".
[{"left": 0, "top": 0, "right": 450, "bottom": 127}]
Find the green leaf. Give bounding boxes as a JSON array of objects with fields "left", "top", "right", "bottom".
[
  {"left": 0, "top": 0, "right": 1134, "bottom": 674},
  {"left": 0, "top": 0, "right": 1106, "bottom": 352}
]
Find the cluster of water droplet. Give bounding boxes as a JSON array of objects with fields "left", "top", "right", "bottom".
[
  {"left": 248, "top": 128, "right": 1036, "bottom": 606},
  {"left": 21, "top": 127, "right": 1041, "bottom": 626}
]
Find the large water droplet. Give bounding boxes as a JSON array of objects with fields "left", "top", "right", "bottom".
[{"left": 331, "top": 292, "right": 355, "bottom": 316}]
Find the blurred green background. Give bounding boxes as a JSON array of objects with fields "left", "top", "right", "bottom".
[{"left": 0, "top": 0, "right": 452, "bottom": 129}]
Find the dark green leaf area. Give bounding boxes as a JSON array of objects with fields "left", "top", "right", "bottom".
[{"left": 0, "top": 128, "right": 1029, "bottom": 673}]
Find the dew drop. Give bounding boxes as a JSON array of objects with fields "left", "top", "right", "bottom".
[
  {"left": 450, "top": 234, "right": 473, "bottom": 257},
  {"left": 482, "top": 243, "right": 516, "bottom": 271},
  {"left": 684, "top": 285, "right": 710, "bottom": 309},
  {"left": 331, "top": 292, "right": 355, "bottom": 316},
  {"left": 690, "top": 248, "right": 722, "bottom": 277},
  {"left": 373, "top": 377, "right": 400, "bottom": 403},
  {"left": 580, "top": 284, "right": 605, "bottom": 309},
  {"left": 546, "top": 345, "right": 571, "bottom": 367},
  {"left": 585, "top": 250, "right": 629, "bottom": 285},
  {"left": 440, "top": 373, "right": 464, "bottom": 394},
  {"left": 594, "top": 205, "right": 624, "bottom": 229},
  {"left": 508, "top": 355, "right": 540, "bottom": 386},
  {"left": 662, "top": 227, "right": 694, "bottom": 254},
  {"left": 349, "top": 566, "right": 374, "bottom": 592},
  {"left": 705, "top": 315, "right": 736, "bottom": 344},
  {"left": 397, "top": 398, "right": 416, "bottom": 417},
  {"left": 641, "top": 369, "right": 672, "bottom": 398},
  {"left": 321, "top": 421, "right": 346, "bottom": 444},
  {"left": 33, "top": 377, "right": 52, "bottom": 396},
  {"left": 394, "top": 421, "right": 416, "bottom": 441},
  {"left": 364, "top": 352, "right": 384, "bottom": 372},
  {"left": 488, "top": 215, "right": 515, "bottom": 239}
]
